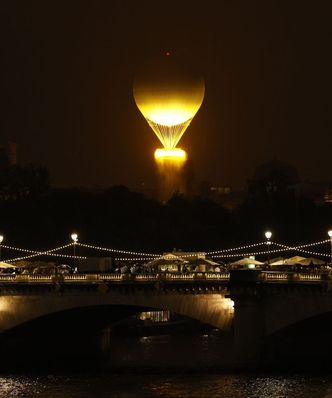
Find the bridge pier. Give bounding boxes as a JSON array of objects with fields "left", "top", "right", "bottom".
[{"left": 229, "top": 270, "right": 263, "bottom": 368}]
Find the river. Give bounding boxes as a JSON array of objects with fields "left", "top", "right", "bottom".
[
  {"left": 1, "top": 334, "right": 332, "bottom": 398},
  {"left": 1, "top": 370, "right": 332, "bottom": 398}
]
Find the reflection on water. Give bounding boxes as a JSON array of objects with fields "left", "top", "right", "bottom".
[
  {"left": 1, "top": 334, "right": 332, "bottom": 397},
  {"left": 108, "top": 333, "right": 234, "bottom": 370},
  {"left": 0, "top": 373, "right": 332, "bottom": 398}
]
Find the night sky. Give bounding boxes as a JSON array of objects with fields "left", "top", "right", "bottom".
[{"left": 0, "top": 1, "right": 331, "bottom": 190}]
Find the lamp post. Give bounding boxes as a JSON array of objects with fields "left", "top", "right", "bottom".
[
  {"left": 328, "top": 230, "right": 332, "bottom": 265},
  {"left": 71, "top": 233, "right": 78, "bottom": 272},
  {"left": 265, "top": 231, "right": 272, "bottom": 265},
  {"left": 0, "top": 235, "right": 3, "bottom": 261}
]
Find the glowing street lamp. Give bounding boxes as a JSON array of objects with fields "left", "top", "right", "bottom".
[
  {"left": 71, "top": 233, "right": 78, "bottom": 272},
  {"left": 265, "top": 231, "right": 272, "bottom": 241},
  {"left": 328, "top": 230, "right": 332, "bottom": 264},
  {"left": 265, "top": 231, "right": 272, "bottom": 264},
  {"left": 0, "top": 235, "right": 3, "bottom": 261},
  {"left": 71, "top": 233, "right": 78, "bottom": 243}
]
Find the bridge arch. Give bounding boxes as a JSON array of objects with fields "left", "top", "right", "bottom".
[
  {"left": 0, "top": 289, "right": 233, "bottom": 366},
  {"left": 264, "top": 294, "right": 332, "bottom": 336},
  {"left": 262, "top": 310, "right": 332, "bottom": 365},
  {"left": 0, "top": 289, "right": 234, "bottom": 335}
]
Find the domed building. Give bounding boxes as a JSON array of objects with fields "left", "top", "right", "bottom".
[{"left": 248, "top": 158, "right": 299, "bottom": 196}]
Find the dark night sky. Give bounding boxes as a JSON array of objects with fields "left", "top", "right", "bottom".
[{"left": 0, "top": 1, "right": 331, "bottom": 189}]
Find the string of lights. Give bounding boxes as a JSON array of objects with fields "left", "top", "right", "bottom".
[
  {"left": 1, "top": 238, "right": 331, "bottom": 263},
  {"left": 273, "top": 239, "right": 329, "bottom": 249},
  {"left": 113, "top": 239, "right": 330, "bottom": 261},
  {"left": 273, "top": 241, "right": 330, "bottom": 257},
  {"left": 5, "top": 243, "right": 87, "bottom": 263},
  {"left": 76, "top": 242, "right": 160, "bottom": 257},
  {"left": 7, "top": 251, "right": 87, "bottom": 263},
  {"left": 2, "top": 243, "right": 73, "bottom": 254},
  {"left": 206, "top": 242, "right": 266, "bottom": 255},
  {"left": 115, "top": 257, "right": 157, "bottom": 261},
  {"left": 210, "top": 246, "right": 330, "bottom": 259},
  {"left": 206, "top": 239, "right": 329, "bottom": 256}
]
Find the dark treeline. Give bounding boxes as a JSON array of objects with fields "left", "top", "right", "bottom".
[{"left": 0, "top": 177, "right": 331, "bottom": 253}]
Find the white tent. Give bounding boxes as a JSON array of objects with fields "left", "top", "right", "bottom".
[
  {"left": 188, "top": 258, "right": 221, "bottom": 272},
  {"left": 298, "top": 257, "right": 326, "bottom": 266},
  {"left": 145, "top": 253, "right": 187, "bottom": 271},
  {"left": 230, "top": 257, "right": 264, "bottom": 266},
  {"left": 0, "top": 262, "right": 16, "bottom": 269},
  {"left": 269, "top": 259, "right": 287, "bottom": 266},
  {"left": 270, "top": 256, "right": 307, "bottom": 266},
  {"left": 285, "top": 256, "right": 308, "bottom": 265},
  {"left": 189, "top": 258, "right": 220, "bottom": 266},
  {"left": 267, "top": 256, "right": 285, "bottom": 265}
]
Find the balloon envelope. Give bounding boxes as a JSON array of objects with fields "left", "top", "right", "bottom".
[{"left": 133, "top": 55, "right": 205, "bottom": 149}]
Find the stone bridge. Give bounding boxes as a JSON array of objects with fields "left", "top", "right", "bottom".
[
  {"left": 0, "top": 272, "right": 232, "bottom": 333},
  {"left": 0, "top": 272, "right": 232, "bottom": 367},
  {"left": 0, "top": 270, "right": 332, "bottom": 368}
]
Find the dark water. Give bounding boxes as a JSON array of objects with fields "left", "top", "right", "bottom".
[
  {"left": 1, "top": 334, "right": 332, "bottom": 398},
  {"left": 1, "top": 372, "right": 332, "bottom": 398},
  {"left": 108, "top": 333, "right": 235, "bottom": 370}
]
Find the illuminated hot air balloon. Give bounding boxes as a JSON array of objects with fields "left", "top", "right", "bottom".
[{"left": 133, "top": 54, "right": 205, "bottom": 155}]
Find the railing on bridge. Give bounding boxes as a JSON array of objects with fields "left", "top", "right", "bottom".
[
  {"left": 0, "top": 272, "right": 230, "bottom": 283},
  {"left": 263, "top": 272, "right": 289, "bottom": 281},
  {"left": 0, "top": 271, "right": 329, "bottom": 284},
  {"left": 0, "top": 274, "right": 53, "bottom": 282},
  {"left": 259, "top": 271, "right": 329, "bottom": 283}
]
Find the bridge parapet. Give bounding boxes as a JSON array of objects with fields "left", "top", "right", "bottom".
[
  {"left": 259, "top": 271, "right": 329, "bottom": 283},
  {"left": 263, "top": 272, "right": 288, "bottom": 281},
  {"left": 0, "top": 272, "right": 230, "bottom": 284},
  {"left": 0, "top": 271, "right": 329, "bottom": 285},
  {"left": 0, "top": 275, "right": 53, "bottom": 283}
]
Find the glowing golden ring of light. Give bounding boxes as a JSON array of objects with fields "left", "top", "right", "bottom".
[{"left": 154, "top": 148, "right": 187, "bottom": 161}]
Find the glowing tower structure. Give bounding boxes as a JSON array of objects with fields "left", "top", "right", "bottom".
[{"left": 133, "top": 53, "right": 205, "bottom": 199}]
